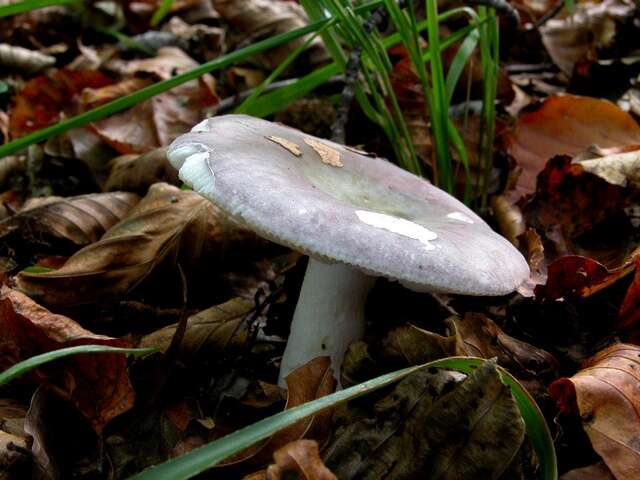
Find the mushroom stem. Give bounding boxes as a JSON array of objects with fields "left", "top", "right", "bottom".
[{"left": 278, "top": 258, "right": 375, "bottom": 387}]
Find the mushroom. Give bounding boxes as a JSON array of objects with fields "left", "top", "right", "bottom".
[{"left": 167, "top": 115, "right": 530, "bottom": 386}]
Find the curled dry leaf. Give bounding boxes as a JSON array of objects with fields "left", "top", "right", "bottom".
[
  {"left": 550, "top": 343, "right": 640, "bottom": 479},
  {"left": 91, "top": 47, "right": 218, "bottom": 154},
  {"left": 325, "top": 360, "right": 525, "bottom": 479},
  {"left": 0, "top": 191, "right": 140, "bottom": 248},
  {"left": 139, "top": 297, "right": 253, "bottom": 360},
  {"left": 575, "top": 149, "right": 640, "bottom": 188},
  {"left": 212, "top": 0, "right": 325, "bottom": 70},
  {"left": 265, "top": 440, "right": 336, "bottom": 480},
  {"left": 0, "top": 286, "right": 135, "bottom": 432},
  {"left": 15, "top": 183, "right": 245, "bottom": 306},
  {"left": 9, "top": 69, "right": 113, "bottom": 138},
  {"left": 505, "top": 95, "right": 640, "bottom": 199},
  {"left": 0, "top": 43, "right": 55, "bottom": 73},
  {"left": 104, "top": 147, "right": 180, "bottom": 193}
]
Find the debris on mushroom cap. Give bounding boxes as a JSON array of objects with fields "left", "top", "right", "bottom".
[{"left": 167, "top": 115, "right": 530, "bottom": 296}]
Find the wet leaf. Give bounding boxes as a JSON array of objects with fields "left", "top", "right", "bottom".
[
  {"left": 505, "top": 95, "right": 640, "bottom": 198},
  {"left": 15, "top": 183, "right": 245, "bottom": 306},
  {"left": 549, "top": 343, "right": 640, "bottom": 479},
  {"left": 324, "top": 360, "right": 525, "bottom": 479},
  {"left": 9, "top": 69, "right": 113, "bottom": 138},
  {"left": 0, "top": 286, "right": 135, "bottom": 431},
  {"left": 0, "top": 191, "right": 140, "bottom": 247}
]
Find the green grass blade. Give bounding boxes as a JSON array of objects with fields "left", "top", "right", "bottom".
[
  {"left": 0, "top": 345, "right": 157, "bottom": 386},
  {"left": 445, "top": 28, "right": 479, "bottom": 103},
  {"left": 128, "top": 357, "right": 556, "bottom": 480},
  {"left": 150, "top": 0, "right": 175, "bottom": 27},
  {"left": 0, "top": 0, "right": 76, "bottom": 17}
]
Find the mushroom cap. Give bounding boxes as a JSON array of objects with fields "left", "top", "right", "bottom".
[{"left": 167, "top": 115, "right": 529, "bottom": 295}]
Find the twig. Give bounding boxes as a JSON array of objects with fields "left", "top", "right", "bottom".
[{"left": 533, "top": 0, "right": 565, "bottom": 28}]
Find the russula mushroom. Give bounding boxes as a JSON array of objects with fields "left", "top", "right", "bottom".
[{"left": 167, "top": 115, "right": 529, "bottom": 386}]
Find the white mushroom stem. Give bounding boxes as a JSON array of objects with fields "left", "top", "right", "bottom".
[{"left": 278, "top": 258, "right": 375, "bottom": 388}]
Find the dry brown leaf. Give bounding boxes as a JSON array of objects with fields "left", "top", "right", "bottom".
[
  {"left": 212, "top": 0, "right": 325, "bottom": 70},
  {"left": 104, "top": 147, "right": 180, "bottom": 194},
  {"left": 80, "top": 77, "right": 153, "bottom": 109},
  {"left": 266, "top": 440, "right": 336, "bottom": 480},
  {"left": 0, "top": 191, "right": 140, "bottom": 247},
  {"left": 550, "top": 343, "right": 640, "bottom": 479},
  {"left": 505, "top": 95, "right": 640, "bottom": 198},
  {"left": 139, "top": 297, "right": 253, "bottom": 360},
  {"left": 0, "top": 286, "right": 135, "bottom": 432},
  {"left": 267, "top": 136, "right": 302, "bottom": 157},
  {"left": 561, "top": 462, "right": 616, "bottom": 480},
  {"left": 15, "top": 183, "right": 233, "bottom": 306},
  {"left": 91, "top": 48, "right": 218, "bottom": 154}
]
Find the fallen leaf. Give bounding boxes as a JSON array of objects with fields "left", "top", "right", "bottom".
[
  {"left": 303, "top": 138, "right": 342, "bottom": 167},
  {"left": 15, "top": 183, "right": 252, "bottom": 306},
  {"left": 104, "top": 147, "right": 180, "bottom": 194},
  {"left": 139, "top": 297, "right": 253, "bottom": 360},
  {"left": 0, "top": 191, "right": 140, "bottom": 248},
  {"left": 9, "top": 69, "right": 113, "bottom": 138},
  {"left": 266, "top": 440, "right": 336, "bottom": 480},
  {"left": 267, "top": 136, "right": 302, "bottom": 157},
  {"left": 549, "top": 343, "right": 640, "bottom": 479},
  {"left": 324, "top": 360, "right": 526, "bottom": 479},
  {"left": 574, "top": 149, "right": 640, "bottom": 188},
  {"left": 0, "top": 286, "right": 135, "bottom": 431},
  {"left": 91, "top": 47, "right": 218, "bottom": 154},
  {"left": 505, "top": 95, "right": 640, "bottom": 198},
  {"left": 561, "top": 462, "right": 615, "bottom": 480}
]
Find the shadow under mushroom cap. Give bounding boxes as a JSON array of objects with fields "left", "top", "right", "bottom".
[{"left": 168, "top": 114, "right": 530, "bottom": 296}]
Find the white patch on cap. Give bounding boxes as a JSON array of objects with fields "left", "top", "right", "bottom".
[
  {"left": 447, "top": 212, "right": 474, "bottom": 224},
  {"left": 167, "top": 143, "right": 208, "bottom": 170},
  {"left": 355, "top": 210, "right": 437, "bottom": 250}
]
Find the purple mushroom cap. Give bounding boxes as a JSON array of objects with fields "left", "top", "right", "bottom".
[{"left": 167, "top": 114, "right": 529, "bottom": 296}]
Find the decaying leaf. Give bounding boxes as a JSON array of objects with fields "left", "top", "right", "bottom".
[
  {"left": 0, "top": 286, "right": 135, "bottom": 431},
  {"left": 561, "top": 462, "right": 615, "bottom": 480},
  {"left": 0, "top": 43, "right": 55, "bottom": 73},
  {"left": 324, "top": 360, "right": 526, "bottom": 479},
  {"left": 15, "top": 183, "right": 243, "bottom": 306},
  {"left": 265, "top": 440, "right": 336, "bottom": 480},
  {"left": 505, "top": 95, "right": 640, "bottom": 198},
  {"left": 139, "top": 297, "right": 253, "bottom": 360},
  {"left": 303, "top": 138, "right": 342, "bottom": 167},
  {"left": 104, "top": 147, "right": 180, "bottom": 193},
  {"left": 0, "top": 191, "right": 140, "bottom": 247},
  {"left": 550, "top": 343, "right": 640, "bottom": 479}
]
